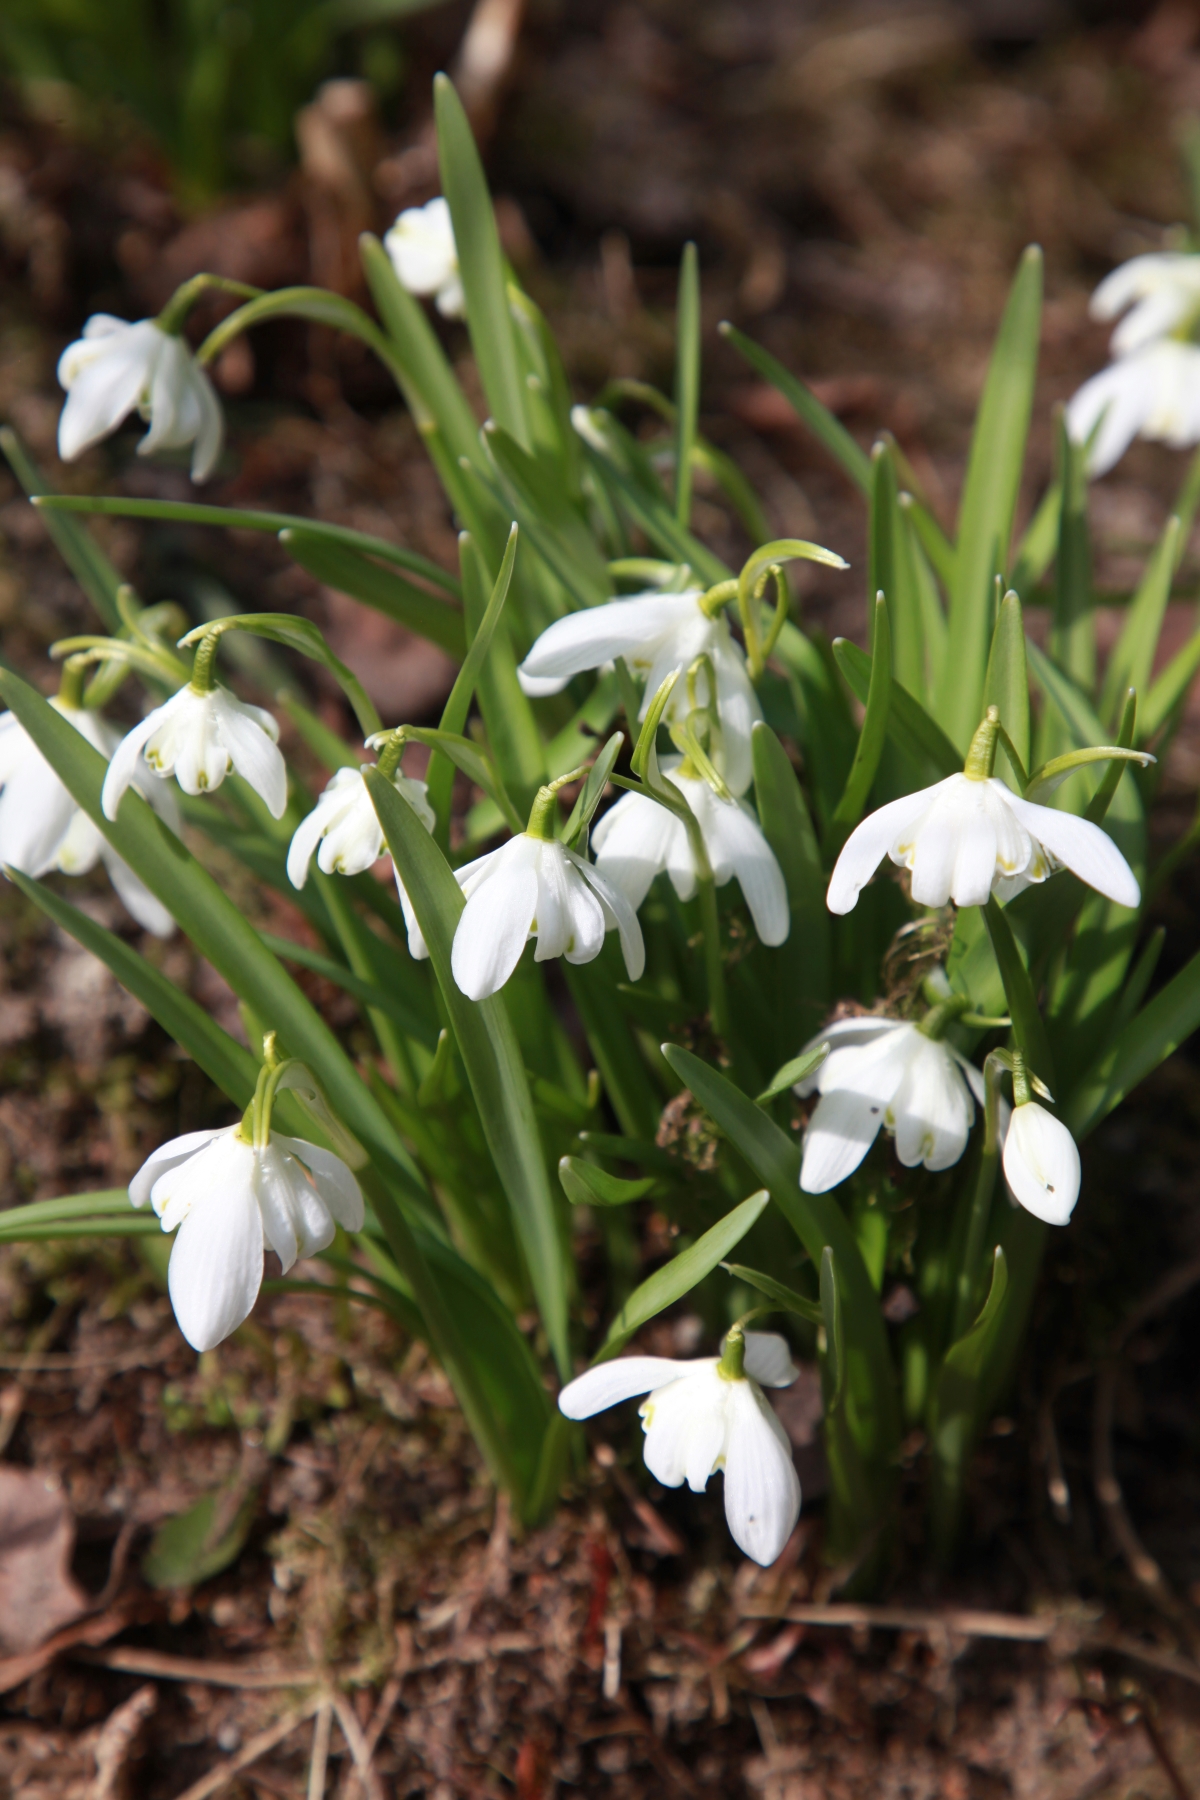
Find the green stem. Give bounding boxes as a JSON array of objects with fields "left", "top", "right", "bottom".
[
  {"left": 698, "top": 874, "right": 730, "bottom": 1042},
  {"left": 156, "top": 273, "right": 263, "bottom": 336}
]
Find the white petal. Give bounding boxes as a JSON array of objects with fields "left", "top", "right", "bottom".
[
  {"left": 102, "top": 847, "right": 176, "bottom": 936},
  {"left": 741, "top": 1331, "right": 799, "bottom": 1388},
  {"left": 590, "top": 789, "right": 674, "bottom": 911},
  {"left": 1002, "top": 1102, "right": 1080, "bottom": 1226},
  {"left": 711, "top": 637, "right": 762, "bottom": 797},
  {"left": 286, "top": 800, "right": 329, "bottom": 889},
  {"left": 56, "top": 323, "right": 158, "bottom": 460},
  {"left": 102, "top": 706, "right": 169, "bottom": 820},
  {"left": 0, "top": 746, "right": 78, "bottom": 875},
  {"left": 128, "top": 1126, "right": 229, "bottom": 1208},
  {"left": 137, "top": 334, "right": 189, "bottom": 456},
  {"left": 792, "top": 1016, "right": 899, "bottom": 1095},
  {"left": 213, "top": 690, "right": 287, "bottom": 818},
  {"left": 275, "top": 1135, "right": 364, "bottom": 1230},
  {"left": 558, "top": 1356, "right": 692, "bottom": 1418},
  {"left": 517, "top": 593, "right": 700, "bottom": 687},
  {"left": 826, "top": 785, "right": 940, "bottom": 914},
  {"left": 800, "top": 1086, "right": 886, "bottom": 1192},
  {"left": 253, "top": 1144, "right": 336, "bottom": 1271},
  {"left": 722, "top": 1380, "right": 802, "bottom": 1566},
  {"left": 190, "top": 366, "right": 224, "bottom": 481},
  {"left": 1003, "top": 792, "right": 1140, "bottom": 909},
  {"left": 641, "top": 1366, "right": 727, "bottom": 1489},
  {"left": 451, "top": 840, "right": 539, "bottom": 1000},
  {"left": 709, "top": 798, "right": 789, "bottom": 945},
  {"left": 1065, "top": 359, "right": 1151, "bottom": 477},
  {"left": 574, "top": 854, "right": 646, "bottom": 980},
  {"left": 167, "top": 1172, "right": 265, "bottom": 1352},
  {"left": 890, "top": 1037, "right": 974, "bottom": 1172},
  {"left": 531, "top": 842, "right": 582, "bottom": 963}
]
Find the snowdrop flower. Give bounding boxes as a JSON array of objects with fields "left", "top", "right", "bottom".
[
  {"left": 103, "top": 682, "right": 286, "bottom": 821},
  {"left": 517, "top": 590, "right": 762, "bottom": 795},
  {"left": 591, "top": 757, "right": 788, "bottom": 945},
  {"left": 794, "top": 1015, "right": 993, "bottom": 1193},
  {"left": 1002, "top": 1100, "right": 1080, "bottom": 1226},
  {"left": 1066, "top": 339, "right": 1200, "bottom": 476},
  {"left": 1088, "top": 252, "right": 1200, "bottom": 358},
  {"left": 287, "top": 761, "right": 434, "bottom": 889},
  {"left": 57, "top": 315, "right": 223, "bottom": 482},
  {"left": 131, "top": 1120, "right": 363, "bottom": 1351},
  {"left": 384, "top": 197, "right": 464, "bottom": 319},
  {"left": 0, "top": 699, "right": 179, "bottom": 936},
  {"left": 559, "top": 1329, "right": 801, "bottom": 1566},
  {"left": 827, "top": 710, "right": 1139, "bottom": 915}
]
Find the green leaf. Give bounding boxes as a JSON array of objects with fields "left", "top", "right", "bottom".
[
  {"left": 197, "top": 285, "right": 401, "bottom": 376},
  {"left": 279, "top": 529, "right": 466, "bottom": 659},
  {"left": 429, "top": 523, "right": 518, "bottom": 846},
  {"left": 558, "top": 1157, "right": 656, "bottom": 1207},
  {"left": 365, "top": 766, "right": 571, "bottom": 1379},
  {"left": 259, "top": 931, "right": 436, "bottom": 1043},
  {"left": 0, "top": 430, "right": 123, "bottom": 630},
  {"left": 757, "top": 1042, "right": 829, "bottom": 1105},
  {"left": 983, "top": 896, "right": 1054, "bottom": 1090},
  {"left": 1066, "top": 945, "right": 1200, "bottom": 1139},
  {"left": 717, "top": 323, "right": 871, "bottom": 492},
  {"left": 674, "top": 242, "right": 701, "bottom": 527},
  {"left": 460, "top": 532, "right": 546, "bottom": 817},
  {"left": 31, "top": 491, "right": 460, "bottom": 594},
  {"left": 901, "top": 491, "right": 956, "bottom": 596},
  {"left": 723, "top": 1261, "right": 823, "bottom": 1325},
  {"left": 751, "top": 722, "right": 831, "bottom": 1037},
  {"left": 1009, "top": 481, "right": 1061, "bottom": 599},
  {"left": 660, "top": 1044, "right": 899, "bottom": 1463},
  {"left": 870, "top": 442, "right": 923, "bottom": 693},
  {"left": 1051, "top": 416, "right": 1095, "bottom": 693},
  {"left": 833, "top": 638, "right": 960, "bottom": 778},
  {"left": 595, "top": 1189, "right": 769, "bottom": 1361},
  {"left": 829, "top": 593, "right": 893, "bottom": 843},
  {"left": 435, "top": 73, "right": 529, "bottom": 446},
  {"left": 181, "top": 612, "right": 380, "bottom": 737},
  {"left": 939, "top": 246, "right": 1042, "bottom": 752},
  {"left": 482, "top": 423, "right": 611, "bottom": 608},
  {"left": 401, "top": 725, "right": 523, "bottom": 834},
  {"left": 1100, "top": 514, "right": 1180, "bottom": 729},
  {"left": 0, "top": 1189, "right": 158, "bottom": 1243},
  {"left": 561, "top": 732, "right": 624, "bottom": 848},
  {"left": 983, "top": 590, "right": 1030, "bottom": 778},
  {"left": 576, "top": 431, "right": 730, "bottom": 586},
  {"left": 929, "top": 1247, "right": 1009, "bottom": 1510},
  {"left": 1141, "top": 611, "right": 1200, "bottom": 741},
  {"left": 142, "top": 1484, "right": 259, "bottom": 1589}
]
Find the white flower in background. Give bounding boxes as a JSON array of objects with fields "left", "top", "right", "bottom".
[
  {"left": 1066, "top": 340, "right": 1200, "bottom": 476},
  {"left": 57, "top": 316, "right": 223, "bottom": 482},
  {"left": 591, "top": 758, "right": 788, "bottom": 946},
  {"left": 793, "top": 1016, "right": 994, "bottom": 1193},
  {"left": 0, "top": 700, "right": 179, "bottom": 936},
  {"left": 384, "top": 197, "right": 464, "bottom": 319},
  {"left": 130, "top": 1122, "right": 364, "bottom": 1352},
  {"left": 103, "top": 684, "right": 286, "bottom": 821},
  {"left": 287, "top": 762, "right": 434, "bottom": 889},
  {"left": 517, "top": 590, "right": 762, "bottom": 796},
  {"left": 1002, "top": 1101, "right": 1080, "bottom": 1226},
  {"left": 559, "top": 1331, "right": 801, "bottom": 1567},
  {"left": 827, "top": 774, "right": 1139, "bottom": 914},
  {"left": 1088, "top": 252, "right": 1200, "bottom": 357},
  {"left": 404, "top": 832, "right": 645, "bottom": 1000}
]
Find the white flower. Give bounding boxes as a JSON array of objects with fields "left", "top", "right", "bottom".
[
  {"left": 0, "top": 699, "right": 179, "bottom": 936},
  {"left": 384, "top": 197, "right": 464, "bottom": 319},
  {"left": 1002, "top": 1101, "right": 1080, "bottom": 1227},
  {"left": 1067, "top": 340, "right": 1200, "bottom": 476},
  {"left": 559, "top": 1332, "right": 801, "bottom": 1567},
  {"left": 287, "top": 763, "right": 434, "bottom": 889},
  {"left": 591, "top": 758, "right": 788, "bottom": 945},
  {"left": 827, "top": 773, "right": 1139, "bottom": 914},
  {"left": 130, "top": 1122, "right": 364, "bottom": 1352},
  {"left": 57, "top": 315, "right": 223, "bottom": 482},
  {"left": 102, "top": 683, "right": 286, "bottom": 821},
  {"left": 403, "top": 833, "right": 644, "bottom": 998},
  {"left": 517, "top": 590, "right": 762, "bottom": 796},
  {"left": 793, "top": 1017, "right": 991, "bottom": 1193},
  {"left": 1088, "top": 252, "right": 1200, "bottom": 357}
]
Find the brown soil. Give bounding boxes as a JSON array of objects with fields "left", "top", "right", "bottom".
[{"left": 4, "top": 2, "right": 1200, "bottom": 1794}]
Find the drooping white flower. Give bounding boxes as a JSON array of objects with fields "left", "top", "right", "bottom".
[
  {"left": 0, "top": 700, "right": 179, "bottom": 936},
  {"left": 1088, "top": 252, "right": 1200, "bottom": 357},
  {"left": 591, "top": 758, "right": 788, "bottom": 945},
  {"left": 287, "top": 762, "right": 434, "bottom": 889},
  {"left": 793, "top": 1016, "right": 992, "bottom": 1193},
  {"left": 1066, "top": 339, "right": 1200, "bottom": 476},
  {"left": 559, "top": 1331, "right": 801, "bottom": 1567},
  {"left": 102, "top": 683, "right": 286, "bottom": 821},
  {"left": 1002, "top": 1101, "right": 1080, "bottom": 1226},
  {"left": 130, "top": 1122, "right": 364, "bottom": 1352},
  {"left": 517, "top": 591, "right": 762, "bottom": 796},
  {"left": 827, "top": 773, "right": 1139, "bottom": 914},
  {"left": 404, "top": 832, "right": 645, "bottom": 1000},
  {"left": 384, "top": 197, "right": 464, "bottom": 319},
  {"left": 57, "top": 315, "right": 223, "bottom": 482}
]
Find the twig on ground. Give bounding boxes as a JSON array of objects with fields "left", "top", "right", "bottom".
[
  {"left": 89, "top": 1682, "right": 157, "bottom": 1800},
  {"left": 328, "top": 1690, "right": 385, "bottom": 1800},
  {"left": 1139, "top": 1702, "right": 1195, "bottom": 1800},
  {"left": 73, "top": 1646, "right": 339, "bottom": 1689},
  {"left": 306, "top": 1701, "right": 333, "bottom": 1800},
  {"left": 170, "top": 1697, "right": 323, "bottom": 1800}
]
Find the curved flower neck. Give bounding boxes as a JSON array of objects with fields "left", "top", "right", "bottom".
[
  {"left": 963, "top": 706, "right": 1000, "bottom": 782},
  {"left": 716, "top": 1325, "right": 746, "bottom": 1382}
]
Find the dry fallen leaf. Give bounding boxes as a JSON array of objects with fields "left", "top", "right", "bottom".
[{"left": 0, "top": 1466, "right": 88, "bottom": 1654}]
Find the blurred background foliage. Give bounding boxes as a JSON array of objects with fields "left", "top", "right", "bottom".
[{"left": 0, "top": 0, "right": 448, "bottom": 202}]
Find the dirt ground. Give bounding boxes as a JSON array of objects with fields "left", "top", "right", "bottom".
[{"left": 5, "top": 1, "right": 1200, "bottom": 1794}]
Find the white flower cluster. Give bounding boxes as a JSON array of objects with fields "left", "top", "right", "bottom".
[{"left": 1068, "top": 254, "right": 1200, "bottom": 473}]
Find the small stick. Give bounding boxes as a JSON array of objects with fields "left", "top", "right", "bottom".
[
  {"left": 170, "top": 1698, "right": 322, "bottom": 1800},
  {"left": 307, "top": 1702, "right": 332, "bottom": 1800},
  {"left": 74, "top": 1647, "right": 334, "bottom": 1690}
]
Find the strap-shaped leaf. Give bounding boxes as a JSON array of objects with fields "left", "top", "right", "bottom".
[
  {"left": 1141, "top": 613, "right": 1200, "bottom": 741},
  {"left": 561, "top": 732, "right": 624, "bottom": 848},
  {"left": 179, "top": 612, "right": 380, "bottom": 737},
  {"left": 260, "top": 930, "right": 436, "bottom": 1043},
  {"left": 833, "top": 637, "right": 959, "bottom": 778},
  {"left": 660, "top": 1044, "right": 899, "bottom": 1462},
  {"left": 723, "top": 1261, "right": 822, "bottom": 1325},
  {"left": 280, "top": 530, "right": 466, "bottom": 659},
  {"left": 1009, "top": 480, "right": 1060, "bottom": 598},
  {"left": 929, "top": 1247, "right": 1009, "bottom": 1498},
  {"left": 1101, "top": 514, "right": 1180, "bottom": 728},
  {"left": 0, "top": 1188, "right": 148, "bottom": 1243},
  {"left": 460, "top": 532, "right": 546, "bottom": 818},
  {"left": 674, "top": 242, "right": 701, "bottom": 527},
  {"left": 393, "top": 724, "right": 523, "bottom": 835},
  {"left": 757, "top": 1041, "right": 829, "bottom": 1105},
  {"left": 829, "top": 594, "right": 893, "bottom": 845},
  {"left": 1066, "top": 945, "right": 1200, "bottom": 1139},
  {"left": 982, "top": 897, "right": 1054, "bottom": 1089},
  {"left": 594, "top": 1190, "right": 769, "bottom": 1361},
  {"left": 1, "top": 430, "right": 124, "bottom": 630},
  {"left": 751, "top": 722, "right": 830, "bottom": 1033},
  {"left": 428, "top": 523, "right": 518, "bottom": 846},
  {"left": 576, "top": 439, "right": 729, "bottom": 586},
  {"left": 365, "top": 765, "right": 571, "bottom": 1379},
  {"left": 983, "top": 590, "right": 1030, "bottom": 778},
  {"left": 939, "top": 246, "right": 1042, "bottom": 751},
  {"left": 483, "top": 422, "right": 611, "bottom": 608},
  {"left": 717, "top": 323, "right": 871, "bottom": 493},
  {"left": 1051, "top": 416, "right": 1095, "bottom": 693},
  {"left": 558, "top": 1157, "right": 656, "bottom": 1207},
  {"left": 434, "top": 73, "right": 529, "bottom": 447}
]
